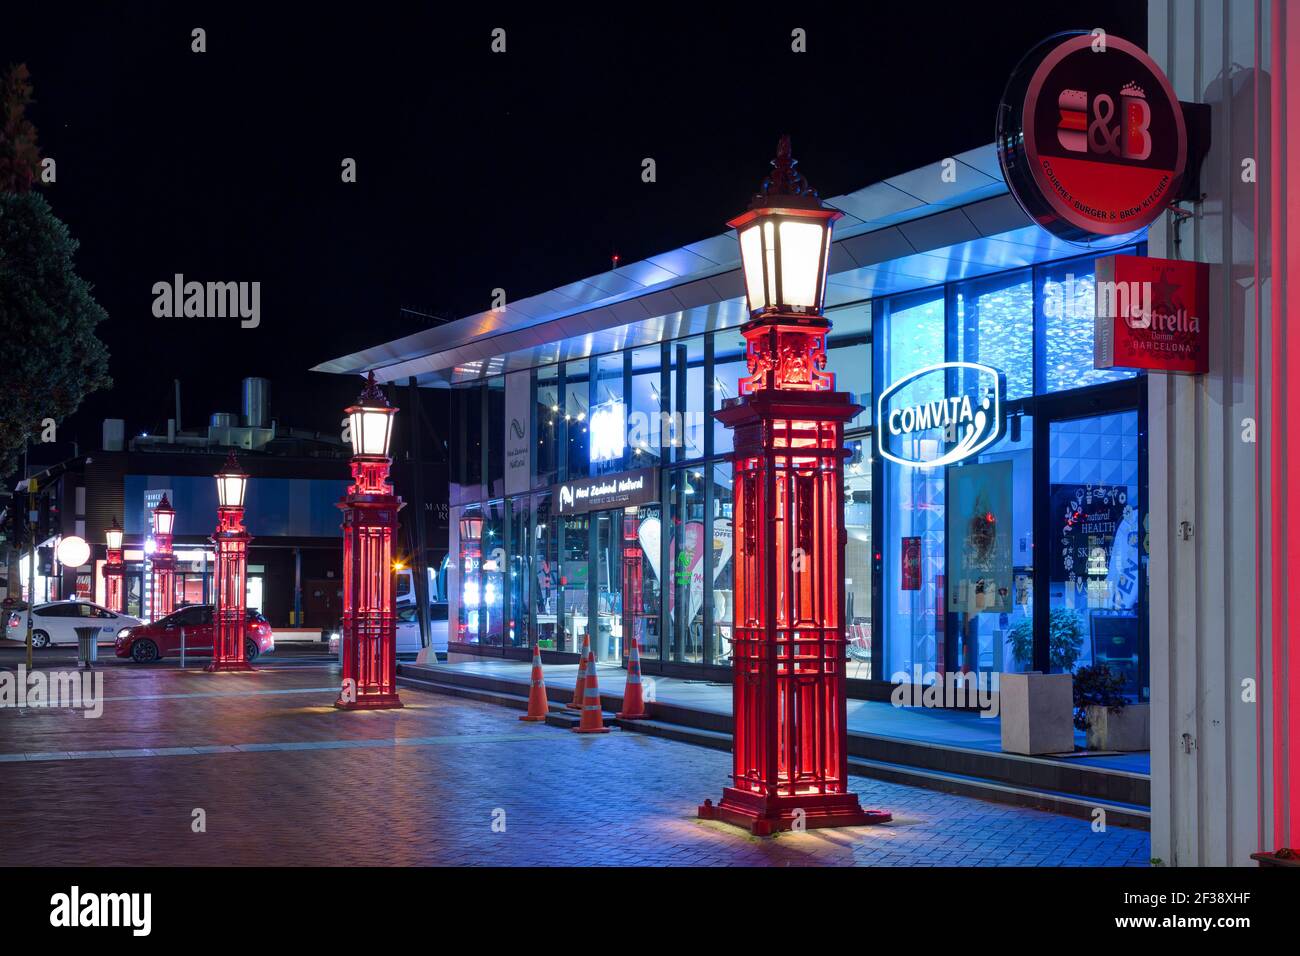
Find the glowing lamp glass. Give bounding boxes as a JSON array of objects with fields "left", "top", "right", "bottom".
[
  {"left": 349, "top": 406, "right": 396, "bottom": 458},
  {"left": 105, "top": 525, "right": 123, "bottom": 552},
  {"left": 216, "top": 472, "right": 248, "bottom": 508},
  {"left": 152, "top": 505, "right": 175, "bottom": 537},
  {"left": 56, "top": 535, "right": 91, "bottom": 569},
  {"left": 733, "top": 210, "right": 835, "bottom": 316}
]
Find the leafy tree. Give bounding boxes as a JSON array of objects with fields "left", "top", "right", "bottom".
[
  {"left": 0, "top": 64, "right": 40, "bottom": 192},
  {"left": 0, "top": 64, "right": 111, "bottom": 476}
]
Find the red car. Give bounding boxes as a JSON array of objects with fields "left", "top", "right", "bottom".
[{"left": 116, "top": 604, "right": 274, "bottom": 664}]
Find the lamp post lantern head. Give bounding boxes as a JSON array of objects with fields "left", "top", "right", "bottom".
[
  {"left": 105, "top": 516, "right": 123, "bottom": 553},
  {"left": 346, "top": 372, "right": 398, "bottom": 460},
  {"left": 215, "top": 450, "right": 250, "bottom": 509},
  {"left": 459, "top": 514, "right": 484, "bottom": 543},
  {"left": 729, "top": 136, "right": 841, "bottom": 320},
  {"left": 151, "top": 494, "right": 176, "bottom": 538}
]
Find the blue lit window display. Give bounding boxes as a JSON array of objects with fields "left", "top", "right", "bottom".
[
  {"left": 1048, "top": 410, "right": 1145, "bottom": 698},
  {"left": 1041, "top": 256, "right": 1138, "bottom": 394},
  {"left": 957, "top": 271, "right": 1033, "bottom": 400},
  {"left": 880, "top": 291, "right": 946, "bottom": 682}
]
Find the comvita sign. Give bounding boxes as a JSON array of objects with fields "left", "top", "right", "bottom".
[{"left": 877, "top": 362, "right": 1006, "bottom": 468}]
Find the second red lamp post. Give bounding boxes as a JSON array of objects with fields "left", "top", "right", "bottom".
[
  {"left": 207, "top": 452, "right": 255, "bottom": 672},
  {"left": 335, "top": 372, "right": 404, "bottom": 710}
]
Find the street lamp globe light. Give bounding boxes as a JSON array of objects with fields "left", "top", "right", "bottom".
[
  {"left": 216, "top": 457, "right": 249, "bottom": 509},
  {"left": 346, "top": 372, "right": 397, "bottom": 459},
  {"left": 151, "top": 495, "right": 176, "bottom": 538},
  {"left": 105, "top": 517, "right": 123, "bottom": 553},
  {"left": 729, "top": 135, "right": 840, "bottom": 320}
]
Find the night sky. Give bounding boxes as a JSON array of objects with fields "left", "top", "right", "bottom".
[{"left": 3, "top": 2, "right": 1145, "bottom": 469}]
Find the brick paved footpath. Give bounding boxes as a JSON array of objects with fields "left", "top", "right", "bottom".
[{"left": 0, "top": 664, "right": 1150, "bottom": 866}]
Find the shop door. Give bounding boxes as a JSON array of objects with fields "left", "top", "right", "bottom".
[
  {"left": 593, "top": 510, "right": 623, "bottom": 664},
  {"left": 304, "top": 578, "right": 343, "bottom": 629},
  {"left": 1042, "top": 406, "right": 1147, "bottom": 698}
]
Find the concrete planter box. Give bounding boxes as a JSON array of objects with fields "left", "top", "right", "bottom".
[
  {"left": 1085, "top": 702, "right": 1150, "bottom": 752},
  {"left": 999, "top": 672, "right": 1075, "bottom": 755}
]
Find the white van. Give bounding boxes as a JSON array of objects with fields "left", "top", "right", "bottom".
[{"left": 327, "top": 602, "right": 447, "bottom": 661}]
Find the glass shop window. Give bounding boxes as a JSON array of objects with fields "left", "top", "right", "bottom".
[
  {"left": 711, "top": 463, "right": 735, "bottom": 667},
  {"left": 844, "top": 436, "right": 873, "bottom": 679},
  {"left": 630, "top": 345, "right": 667, "bottom": 468},
  {"left": 712, "top": 333, "right": 749, "bottom": 456},
  {"left": 531, "top": 493, "right": 560, "bottom": 651},
  {"left": 668, "top": 337, "right": 706, "bottom": 461},
  {"left": 561, "top": 512, "right": 590, "bottom": 655},
  {"left": 946, "top": 414, "right": 1034, "bottom": 681},
  {"left": 507, "top": 498, "right": 529, "bottom": 649},
  {"left": 879, "top": 290, "right": 946, "bottom": 684},
  {"left": 449, "top": 383, "right": 483, "bottom": 502},
  {"left": 826, "top": 301, "right": 872, "bottom": 429},
  {"left": 480, "top": 500, "right": 506, "bottom": 646},
  {"left": 486, "top": 376, "right": 506, "bottom": 498},
  {"left": 956, "top": 270, "right": 1034, "bottom": 401},
  {"left": 1047, "top": 409, "right": 1146, "bottom": 700},
  {"left": 667, "top": 467, "right": 706, "bottom": 663},
  {"left": 535, "top": 366, "right": 560, "bottom": 488},
  {"left": 591, "top": 353, "right": 626, "bottom": 476},
  {"left": 457, "top": 503, "right": 484, "bottom": 644},
  {"left": 565, "top": 360, "right": 590, "bottom": 480},
  {"left": 622, "top": 503, "right": 661, "bottom": 662},
  {"left": 1039, "top": 254, "right": 1137, "bottom": 394}
]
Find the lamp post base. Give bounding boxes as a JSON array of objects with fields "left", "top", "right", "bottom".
[
  {"left": 204, "top": 661, "right": 255, "bottom": 673},
  {"left": 698, "top": 788, "right": 891, "bottom": 836},
  {"left": 334, "top": 693, "right": 404, "bottom": 711}
]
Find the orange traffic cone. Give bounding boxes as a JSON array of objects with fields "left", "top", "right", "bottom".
[
  {"left": 572, "top": 650, "right": 610, "bottom": 734},
  {"left": 520, "top": 643, "right": 549, "bottom": 722},
  {"left": 566, "top": 635, "right": 591, "bottom": 711},
  {"left": 617, "top": 638, "right": 649, "bottom": 720}
]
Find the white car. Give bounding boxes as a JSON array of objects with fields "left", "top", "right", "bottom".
[
  {"left": 5, "top": 600, "right": 142, "bottom": 647},
  {"left": 328, "top": 604, "right": 448, "bottom": 660}
]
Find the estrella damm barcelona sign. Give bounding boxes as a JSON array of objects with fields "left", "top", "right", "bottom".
[{"left": 997, "top": 31, "right": 1187, "bottom": 243}]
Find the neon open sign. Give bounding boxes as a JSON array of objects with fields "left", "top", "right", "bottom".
[{"left": 876, "top": 361, "right": 1006, "bottom": 468}]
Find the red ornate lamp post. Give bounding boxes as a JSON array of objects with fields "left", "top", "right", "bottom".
[
  {"left": 150, "top": 494, "right": 176, "bottom": 621},
  {"left": 622, "top": 509, "right": 643, "bottom": 657},
  {"left": 336, "top": 372, "right": 404, "bottom": 710},
  {"left": 103, "top": 517, "right": 125, "bottom": 614},
  {"left": 458, "top": 514, "right": 483, "bottom": 643},
  {"left": 207, "top": 452, "right": 254, "bottom": 672},
  {"left": 698, "top": 138, "right": 890, "bottom": 835}
]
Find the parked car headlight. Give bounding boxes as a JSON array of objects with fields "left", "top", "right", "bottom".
[{"left": 117, "top": 628, "right": 133, "bottom": 640}]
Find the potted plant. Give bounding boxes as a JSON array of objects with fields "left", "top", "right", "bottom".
[
  {"left": 1007, "top": 607, "right": 1085, "bottom": 672},
  {"left": 1073, "top": 663, "right": 1149, "bottom": 751}
]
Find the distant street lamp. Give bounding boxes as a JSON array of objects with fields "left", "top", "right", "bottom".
[
  {"left": 103, "top": 517, "right": 125, "bottom": 613},
  {"left": 150, "top": 494, "right": 176, "bottom": 620},
  {"left": 336, "top": 372, "right": 404, "bottom": 709},
  {"left": 206, "top": 453, "right": 254, "bottom": 672},
  {"left": 698, "top": 137, "right": 890, "bottom": 835}
]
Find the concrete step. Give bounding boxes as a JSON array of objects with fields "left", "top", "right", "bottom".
[{"left": 396, "top": 664, "right": 1149, "bottom": 830}]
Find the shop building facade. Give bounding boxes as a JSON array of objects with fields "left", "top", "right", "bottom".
[{"left": 319, "top": 146, "right": 1152, "bottom": 695}]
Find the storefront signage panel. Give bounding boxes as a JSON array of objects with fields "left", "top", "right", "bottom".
[
  {"left": 1094, "top": 254, "right": 1208, "bottom": 373},
  {"left": 553, "top": 468, "right": 658, "bottom": 516},
  {"left": 947, "top": 460, "right": 1013, "bottom": 614},
  {"left": 877, "top": 362, "right": 1006, "bottom": 468},
  {"left": 504, "top": 370, "right": 532, "bottom": 496},
  {"left": 997, "top": 32, "right": 1187, "bottom": 242}
]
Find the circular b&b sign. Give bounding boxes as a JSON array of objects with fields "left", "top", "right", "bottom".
[{"left": 997, "top": 32, "right": 1187, "bottom": 244}]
